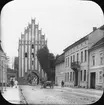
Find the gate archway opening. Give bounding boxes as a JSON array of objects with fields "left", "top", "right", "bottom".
[{"left": 27, "top": 70, "right": 40, "bottom": 85}]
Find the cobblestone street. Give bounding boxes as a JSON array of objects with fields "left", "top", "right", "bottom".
[{"left": 20, "top": 85, "right": 103, "bottom": 104}]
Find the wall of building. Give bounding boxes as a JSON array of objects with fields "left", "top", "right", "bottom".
[
  {"left": 55, "top": 26, "right": 104, "bottom": 89},
  {"left": 89, "top": 47, "right": 104, "bottom": 89},
  {"left": 64, "top": 39, "right": 88, "bottom": 88},
  {"left": 0, "top": 51, "right": 7, "bottom": 85},
  {"left": 55, "top": 62, "right": 65, "bottom": 86}
]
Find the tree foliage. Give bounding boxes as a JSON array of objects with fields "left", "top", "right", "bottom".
[{"left": 37, "top": 46, "right": 55, "bottom": 81}]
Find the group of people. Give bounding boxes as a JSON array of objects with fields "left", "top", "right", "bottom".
[{"left": 10, "top": 78, "right": 18, "bottom": 88}]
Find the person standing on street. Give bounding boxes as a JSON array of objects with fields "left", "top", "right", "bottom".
[
  {"left": 14, "top": 80, "right": 18, "bottom": 88},
  {"left": 61, "top": 80, "right": 64, "bottom": 87},
  {"left": 10, "top": 78, "right": 14, "bottom": 87}
]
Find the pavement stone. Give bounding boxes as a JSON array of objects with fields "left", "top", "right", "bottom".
[{"left": 1, "top": 86, "right": 21, "bottom": 104}]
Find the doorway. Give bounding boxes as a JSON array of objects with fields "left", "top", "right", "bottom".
[
  {"left": 90, "top": 72, "right": 96, "bottom": 89},
  {"left": 74, "top": 71, "right": 78, "bottom": 86}
]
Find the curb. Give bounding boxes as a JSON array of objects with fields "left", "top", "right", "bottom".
[
  {"left": 19, "top": 86, "right": 28, "bottom": 104},
  {"left": 55, "top": 86, "right": 103, "bottom": 96}
]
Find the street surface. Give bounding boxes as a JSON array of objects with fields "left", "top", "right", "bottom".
[{"left": 20, "top": 85, "right": 103, "bottom": 104}]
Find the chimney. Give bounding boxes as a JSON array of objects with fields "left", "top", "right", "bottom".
[{"left": 93, "top": 27, "right": 97, "bottom": 31}]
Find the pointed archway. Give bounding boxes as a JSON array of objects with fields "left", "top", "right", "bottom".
[{"left": 25, "top": 70, "right": 40, "bottom": 85}]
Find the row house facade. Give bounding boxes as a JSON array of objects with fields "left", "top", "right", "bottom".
[
  {"left": 18, "top": 18, "right": 47, "bottom": 80},
  {"left": 0, "top": 41, "right": 7, "bottom": 86},
  {"left": 63, "top": 36, "right": 88, "bottom": 88},
  {"left": 55, "top": 53, "right": 65, "bottom": 86},
  {"left": 55, "top": 25, "right": 104, "bottom": 89},
  {"left": 89, "top": 37, "right": 104, "bottom": 89}
]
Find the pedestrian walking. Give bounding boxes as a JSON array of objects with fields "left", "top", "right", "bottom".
[
  {"left": 61, "top": 80, "right": 64, "bottom": 87},
  {"left": 14, "top": 80, "right": 18, "bottom": 88},
  {"left": 10, "top": 78, "right": 14, "bottom": 87}
]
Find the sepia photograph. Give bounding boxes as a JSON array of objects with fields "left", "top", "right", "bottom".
[{"left": 0, "top": 0, "right": 104, "bottom": 104}]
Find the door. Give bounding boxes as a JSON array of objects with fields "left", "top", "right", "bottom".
[
  {"left": 90, "top": 72, "right": 96, "bottom": 89},
  {"left": 74, "top": 71, "right": 78, "bottom": 86}
]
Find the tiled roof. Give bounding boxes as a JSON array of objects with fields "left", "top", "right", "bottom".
[
  {"left": 63, "top": 35, "right": 88, "bottom": 52},
  {"left": 63, "top": 24, "right": 104, "bottom": 52},
  {"left": 90, "top": 37, "right": 104, "bottom": 50},
  {"left": 55, "top": 53, "right": 64, "bottom": 65},
  {"left": 99, "top": 25, "right": 104, "bottom": 30}
]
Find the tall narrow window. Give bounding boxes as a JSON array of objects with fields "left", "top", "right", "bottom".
[
  {"left": 73, "top": 72, "right": 74, "bottom": 81},
  {"left": 85, "top": 50, "right": 87, "bottom": 62},
  {"left": 31, "top": 44, "right": 34, "bottom": 48},
  {"left": 67, "top": 72, "right": 69, "bottom": 81},
  {"left": 71, "top": 56, "right": 72, "bottom": 63},
  {"left": 73, "top": 55, "right": 75, "bottom": 62},
  {"left": 81, "top": 70, "right": 82, "bottom": 81},
  {"left": 66, "top": 58, "right": 67, "bottom": 67},
  {"left": 99, "top": 71, "right": 103, "bottom": 82},
  {"left": 68, "top": 57, "right": 69, "bottom": 67},
  {"left": 77, "top": 53, "right": 79, "bottom": 61},
  {"left": 92, "top": 55, "right": 95, "bottom": 66},
  {"left": 70, "top": 72, "right": 72, "bottom": 81},
  {"left": 25, "top": 53, "right": 27, "bottom": 57},
  {"left": 81, "top": 51, "right": 83, "bottom": 63},
  {"left": 32, "top": 61, "right": 34, "bottom": 65},
  {"left": 84, "top": 70, "right": 86, "bottom": 81},
  {"left": 31, "top": 53, "right": 34, "bottom": 58},
  {"left": 100, "top": 53, "right": 103, "bottom": 65}
]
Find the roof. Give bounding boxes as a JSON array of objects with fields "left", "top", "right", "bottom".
[
  {"left": 89, "top": 37, "right": 104, "bottom": 51},
  {"left": 99, "top": 25, "right": 104, "bottom": 30},
  {"left": 63, "top": 35, "right": 88, "bottom": 52},
  {"left": 63, "top": 24, "right": 104, "bottom": 52},
  {"left": 55, "top": 53, "right": 64, "bottom": 65}
]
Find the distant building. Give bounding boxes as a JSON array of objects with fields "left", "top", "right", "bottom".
[
  {"left": 18, "top": 19, "right": 47, "bottom": 80},
  {"left": 89, "top": 37, "right": 104, "bottom": 89},
  {"left": 7, "top": 68, "right": 17, "bottom": 83},
  {"left": 55, "top": 53, "right": 65, "bottom": 86},
  {"left": 0, "top": 41, "right": 7, "bottom": 86}
]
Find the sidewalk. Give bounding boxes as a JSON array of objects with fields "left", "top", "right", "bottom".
[
  {"left": 1, "top": 86, "right": 21, "bottom": 104},
  {"left": 54, "top": 86, "right": 104, "bottom": 98}
]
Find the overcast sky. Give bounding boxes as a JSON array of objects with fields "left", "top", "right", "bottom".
[{"left": 1, "top": 0, "right": 104, "bottom": 68}]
